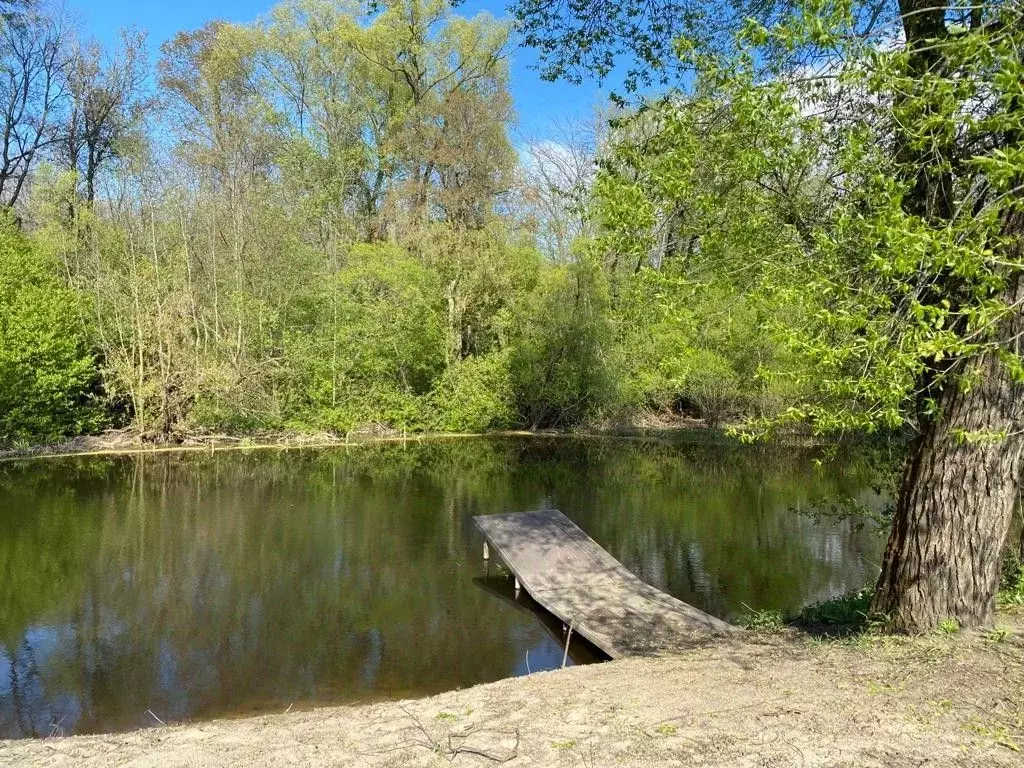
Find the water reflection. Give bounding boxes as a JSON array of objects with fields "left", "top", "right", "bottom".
[{"left": 0, "top": 436, "right": 885, "bottom": 738}]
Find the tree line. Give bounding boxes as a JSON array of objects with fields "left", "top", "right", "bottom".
[{"left": 0, "top": 0, "right": 796, "bottom": 444}]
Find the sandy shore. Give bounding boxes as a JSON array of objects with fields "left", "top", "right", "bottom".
[{"left": 2, "top": 610, "right": 1021, "bottom": 767}]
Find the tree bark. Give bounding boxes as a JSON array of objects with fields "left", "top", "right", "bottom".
[
  {"left": 867, "top": 0, "right": 1024, "bottom": 631},
  {"left": 872, "top": 224, "right": 1024, "bottom": 630}
]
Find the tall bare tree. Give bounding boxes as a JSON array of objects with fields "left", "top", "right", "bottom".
[
  {"left": 64, "top": 28, "right": 149, "bottom": 204},
  {"left": 0, "top": 4, "right": 70, "bottom": 207}
]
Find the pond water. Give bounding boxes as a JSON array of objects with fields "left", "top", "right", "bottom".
[{"left": 0, "top": 436, "right": 886, "bottom": 738}]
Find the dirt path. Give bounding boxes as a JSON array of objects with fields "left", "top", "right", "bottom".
[{"left": 3, "top": 610, "right": 1022, "bottom": 767}]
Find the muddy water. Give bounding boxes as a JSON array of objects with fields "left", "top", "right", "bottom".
[{"left": 0, "top": 436, "right": 886, "bottom": 738}]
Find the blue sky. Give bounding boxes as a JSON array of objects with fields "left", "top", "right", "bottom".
[{"left": 75, "top": 0, "right": 609, "bottom": 140}]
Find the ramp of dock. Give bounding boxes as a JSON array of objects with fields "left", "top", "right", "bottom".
[{"left": 474, "top": 509, "right": 733, "bottom": 659}]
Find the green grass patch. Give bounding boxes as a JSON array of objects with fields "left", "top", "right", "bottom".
[
  {"left": 739, "top": 607, "right": 785, "bottom": 632},
  {"left": 936, "top": 618, "right": 960, "bottom": 635},
  {"left": 740, "top": 587, "right": 882, "bottom": 637},
  {"left": 999, "top": 561, "right": 1024, "bottom": 606},
  {"left": 798, "top": 588, "right": 874, "bottom": 629}
]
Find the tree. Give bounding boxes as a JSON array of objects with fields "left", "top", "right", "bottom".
[
  {"left": 410, "top": 222, "right": 539, "bottom": 361},
  {"left": 532, "top": 0, "right": 1024, "bottom": 629},
  {"left": 511, "top": 252, "right": 617, "bottom": 427},
  {"left": 246, "top": 0, "right": 514, "bottom": 241},
  {"left": 360, "top": 0, "right": 514, "bottom": 232},
  {"left": 64, "top": 29, "right": 149, "bottom": 204},
  {"left": 283, "top": 242, "right": 447, "bottom": 431},
  {"left": 0, "top": 3, "right": 70, "bottom": 207},
  {"left": 515, "top": 117, "right": 602, "bottom": 263},
  {"left": 832, "top": 1, "right": 1024, "bottom": 630},
  {"left": 510, "top": 0, "right": 895, "bottom": 92}
]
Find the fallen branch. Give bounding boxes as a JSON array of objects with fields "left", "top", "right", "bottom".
[{"left": 397, "top": 704, "right": 520, "bottom": 763}]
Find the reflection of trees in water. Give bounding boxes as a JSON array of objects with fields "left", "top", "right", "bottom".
[
  {"left": 479, "top": 438, "right": 885, "bottom": 618},
  {"left": 0, "top": 437, "right": 886, "bottom": 737}
]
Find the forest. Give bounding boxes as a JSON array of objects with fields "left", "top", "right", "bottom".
[
  {"left": 1, "top": 0, "right": 1023, "bottom": 631},
  {"left": 0, "top": 0, "right": 802, "bottom": 443}
]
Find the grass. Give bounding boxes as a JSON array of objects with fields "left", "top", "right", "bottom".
[
  {"left": 737, "top": 587, "right": 880, "bottom": 638},
  {"left": 937, "top": 618, "right": 960, "bottom": 635},
  {"left": 798, "top": 588, "right": 876, "bottom": 632},
  {"left": 740, "top": 574, "right": 1023, "bottom": 643},
  {"left": 999, "top": 563, "right": 1024, "bottom": 606},
  {"left": 984, "top": 626, "right": 1012, "bottom": 643},
  {"left": 739, "top": 607, "right": 785, "bottom": 632}
]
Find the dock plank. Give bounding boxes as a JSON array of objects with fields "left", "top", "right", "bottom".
[{"left": 474, "top": 509, "right": 734, "bottom": 658}]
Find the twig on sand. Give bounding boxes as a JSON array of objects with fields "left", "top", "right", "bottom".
[
  {"left": 145, "top": 710, "right": 166, "bottom": 726},
  {"left": 47, "top": 716, "right": 66, "bottom": 738},
  {"left": 396, "top": 704, "right": 520, "bottom": 763}
]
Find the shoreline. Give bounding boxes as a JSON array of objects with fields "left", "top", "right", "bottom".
[
  {"left": 1, "top": 612, "right": 1021, "bottom": 766},
  {"left": 0, "top": 421, "right": 844, "bottom": 464}
]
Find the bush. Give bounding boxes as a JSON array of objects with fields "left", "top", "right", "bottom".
[
  {"left": 510, "top": 256, "right": 619, "bottom": 427},
  {"left": 741, "top": 608, "right": 785, "bottom": 632},
  {"left": 427, "top": 351, "right": 516, "bottom": 432},
  {"left": 1000, "top": 539, "right": 1024, "bottom": 606},
  {"left": 283, "top": 243, "right": 446, "bottom": 432},
  {"left": 680, "top": 348, "right": 742, "bottom": 426},
  {"left": 0, "top": 220, "right": 103, "bottom": 443},
  {"left": 798, "top": 588, "right": 875, "bottom": 629}
]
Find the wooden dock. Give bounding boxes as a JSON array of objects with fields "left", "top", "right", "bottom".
[{"left": 474, "top": 509, "right": 734, "bottom": 659}]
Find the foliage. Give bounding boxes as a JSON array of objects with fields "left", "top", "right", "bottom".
[
  {"left": 0, "top": 217, "right": 102, "bottom": 443},
  {"left": 511, "top": 254, "right": 619, "bottom": 427},
  {"left": 743, "top": 3, "right": 1024, "bottom": 437},
  {"left": 510, "top": 0, "right": 784, "bottom": 91},
  {"left": 1000, "top": 545, "right": 1024, "bottom": 606},
  {"left": 0, "top": 0, "right": 841, "bottom": 442},
  {"left": 936, "top": 618, "right": 960, "bottom": 635},
  {"left": 740, "top": 607, "right": 785, "bottom": 632},
  {"left": 427, "top": 351, "right": 517, "bottom": 432},
  {"left": 284, "top": 243, "right": 447, "bottom": 432},
  {"left": 590, "top": 83, "right": 815, "bottom": 426},
  {"left": 797, "top": 588, "right": 875, "bottom": 631}
]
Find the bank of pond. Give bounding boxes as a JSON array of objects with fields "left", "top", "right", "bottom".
[{"left": 0, "top": 436, "right": 886, "bottom": 738}]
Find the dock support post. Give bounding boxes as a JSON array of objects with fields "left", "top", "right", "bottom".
[
  {"left": 514, "top": 576, "right": 521, "bottom": 594},
  {"left": 483, "top": 541, "right": 489, "bottom": 561}
]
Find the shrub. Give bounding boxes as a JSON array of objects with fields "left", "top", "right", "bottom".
[
  {"left": 283, "top": 243, "right": 446, "bottom": 432},
  {"left": 510, "top": 256, "right": 620, "bottom": 427},
  {"left": 0, "top": 220, "right": 103, "bottom": 443},
  {"left": 999, "top": 545, "right": 1023, "bottom": 606},
  {"left": 428, "top": 351, "right": 516, "bottom": 432},
  {"left": 798, "top": 588, "right": 874, "bottom": 629},
  {"left": 741, "top": 607, "right": 785, "bottom": 632},
  {"left": 680, "top": 348, "right": 742, "bottom": 427}
]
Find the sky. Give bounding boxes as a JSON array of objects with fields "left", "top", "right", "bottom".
[{"left": 73, "top": 0, "right": 610, "bottom": 141}]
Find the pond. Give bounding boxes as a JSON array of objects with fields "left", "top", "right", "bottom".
[{"left": 0, "top": 436, "right": 886, "bottom": 738}]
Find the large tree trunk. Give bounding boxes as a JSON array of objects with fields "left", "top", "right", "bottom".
[
  {"left": 869, "top": 1, "right": 1024, "bottom": 631},
  {"left": 872, "top": 228, "right": 1024, "bottom": 630}
]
